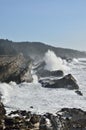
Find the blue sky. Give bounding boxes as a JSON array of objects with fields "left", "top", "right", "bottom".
[{"left": 0, "top": 0, "right": 86, "bottom": 51}]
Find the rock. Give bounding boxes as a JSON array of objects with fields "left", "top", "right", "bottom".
[
  {"left": 0, "top": 102, "right": 6, "bottom": 118},
  {"left": 0, "top": 101, "right": 6, "bottom": 130},
  {"left": 34, "top": 61, "right": 64, "bottom": 78},
  {"left": 4, "top": 117, "right": 14, "bottom": 126},
  {"left": 30, "top": 106, "right": 33, "bottom": 109},
  {"left": 40, "top": 74, "right": 79, "bottom": 90},
  {"left": 75, "top": 90, "right": 83, "bottom": 96},
  {"left": 57, "top": 108, "right": 86, "bottom": 129},
  {"left": 8, "top": 110, "right": 31, "bottom": 119},
  {"left": 66, "top": 58, "right": 73, "bottom": 63},
  {"left": 57, "top": 108, "right": 86, "bottom": 120},
  {"left": 0, "top": 53, "right": 33, "bottom": 83},
  {"left": 1, "top": 107, "right": 86, "bottom": 130},
  {"left": 44, "top": 113, "right": 59, "bottom": 130},
  {"left": 38, "top": 70, "right": 64, "bottom": 78},
  {"left": 30, "top": 114, "right": 40, "bottom": 124},
  {"left": 39, "top": 115, "right": 53, "bottom": 130}
]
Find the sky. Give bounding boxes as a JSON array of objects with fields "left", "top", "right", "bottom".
[{"left": 0, "top": 0, "right": 86, "bottom": 51}]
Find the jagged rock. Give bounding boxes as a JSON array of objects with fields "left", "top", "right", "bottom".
[
  {"left": 37, "top": 70, "right": 64, "bottom": 78},
  {"left": 0, "top": 53, "right": 33, "bottom": 83},
  {"left": 0, "top": 101, "right": 6, "bottom": 130},
  {"left": 39, "top": 115, "right": 52, "bottom": 130},
  {"left": 43, "top": 113, "right": 59, "bottom": 130},
  {"left": 39, "top": 74, "right": 79, "bottom": 90},
  {"left": 58, "top": 108, "right": 86, "bottom": 120},
  {"left": 0, "top": 101, "right": 6, "bottom": 118},
  {"left": 34, "top": 61, "right": 64, "bottom": 78},
  {"left": 8, "top": 110, "right": 31, "bottom": 119},
  {"left": 30, "top": 114, "right": 40, "bottom": 124},
  {"left": 1, "top": 106, "right": 86, "bottom": 130},
  {"left": 75, "top": 90, "right": 83, "bottom": 96},
  {"left": 57, "top": 108, "right": 86, "bottom": 130}
]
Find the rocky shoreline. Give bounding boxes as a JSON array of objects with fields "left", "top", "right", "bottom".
[
  {"left": 0, "top": 54, "right": 85, "bottom": 130},
  {"left": 0, "top": 100, "right": 86, "bottom": 130}
]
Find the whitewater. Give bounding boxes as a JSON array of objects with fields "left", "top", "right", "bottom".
[{"left": 0, "top": 50, "right": 86, "bottom": 114}]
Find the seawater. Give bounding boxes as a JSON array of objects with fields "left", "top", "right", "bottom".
[{"left": 0, "top": 51, "right": 86, "bottom": 114}]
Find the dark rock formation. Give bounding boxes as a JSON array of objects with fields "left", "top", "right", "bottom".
[
  {"left": 33, "top": 61, "right": 64, "bottom": 78},
  {"left": 0, "top": 53, "right": 33, "bottom": 83},
  {"left": 37, "top": 70, "right": 64, "bottom": 78},
  {"left": 75, "top": 90, "right": 83, "bottom": 96},
  {"left": 0, "top": 101, "right": 6, "bottom": 130},
  {"left": 39, "top": 74, "right": 79, "bottom": 90},
  {"left": 0, "top": 103, "right": 86, "bottom": 130},
  {"left": 40, "top": 113, "right": 59, "bottom": 130},
  {"left": 56, "top": 108, "right": 86, "bottom": 130},
  {"left": 0, "top": 102, "right": 6, "bottom": 118},
  {"left": 30, "top": 114, "right": 40, "bottom": 124},
  {"left": 40, "top": 108, "right": 86, "bottom": 130},
  {"left": 5, "top": 110, "right": 40, "bottom": 130}
]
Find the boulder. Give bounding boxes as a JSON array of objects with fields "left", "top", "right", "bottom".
[
  {"left": 37, "top": 70, "right": 64, "bottom": 78},
  {"left": 34, "top": 61, "right": 64, "bottom": 78},
  {"left": 75, "top": 90, "right": 83, "bottom": 96},
  {"left": 57, "top": 108, "right": 86, "bottom": 120},
  {"left": 39, "top": 74, "right": 79, "bottom": 90},
  {"left": 0, "top": 53, "right": 33, "bottom": 83},
  {"left": 57, "top": 108, "right": 86, "bottom": 129}
]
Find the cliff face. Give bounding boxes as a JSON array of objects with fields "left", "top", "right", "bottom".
[
  {"left": 0, "top": 53, "right": 33, "bottom": 83},
  {"left": 0, "top": 39, "right": 86, "bottom": 59}
]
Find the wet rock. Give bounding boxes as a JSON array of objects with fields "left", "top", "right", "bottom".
[
  {"left": 8, "top": 110, "right": 31, "bottom": 119},
  {"left": 0, "top": 101, "right": 6, "bottom": 130},
  {"left": 39, "top": 115, "right": 52, "bottom": 130},
  {"left": 58, "top": 108, "right": 86, "bottom": 120},
  {"left": 30, "top": 114, "right": 40, "bottom": 124},
  {"left": 0, "top": 53, "right": 33, "bottom": 83},
  {"left": 30, "top": 106, "right": 33, "bottom": 109},
  {"left": 40, "top": 74, "right": 79, "bottom": 90},
  {"left": 0, "top": 102, "right": 6, "bottom": 118},
  {"left": 34, "top": 61, "right": 64, "bottom": 78},
  {"left": 66, "top": 58, "right": 73, "bottom": 63},
  {"left": 37, "top": 70, "right": 64, "bottom": 78},
  {"left": 4, "top": 117, "right": 15, "bottom": 126},
  {"left": 57, "top": 108, "right": 86, "bottom": 130},
  {"left": 44, "top": 113, "right": 59, "bottom": 130},
  {"left": 1, "top": 107, "right": 86, "bottom": 130},
  {"left": 75, "top": 90, "right": 83, "bottom": 96}
]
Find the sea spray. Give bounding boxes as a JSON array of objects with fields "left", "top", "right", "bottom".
[
  {"left": 0, "top": 82, "right": 13, "bottom": 104},
  {"left": 44, "top": 50, "right": 69, "bottom": 72}
]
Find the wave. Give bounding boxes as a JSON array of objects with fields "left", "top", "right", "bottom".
[
  {"left": 44, "top": 50, "right": 69, "bottom": 72},
  {"left": 0, "top": 80, "right": 86, "bottom": 114}
]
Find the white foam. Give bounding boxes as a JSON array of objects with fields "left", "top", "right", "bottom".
[
  {"left": 72, "top": 58, "right": 79, "bottom": 64},
  {"left": 0, "top": 82, "right": 13, "bottom": 104},
  {"left": 2, "top": 82, "right": 86, "bottom": 114},
  {"left": 44, "top": 50, "right": 69, "bottom": 72}
]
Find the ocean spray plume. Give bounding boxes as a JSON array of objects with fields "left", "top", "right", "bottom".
[{"left": 44, "top": 50, "right": 69, "bottom": 71}]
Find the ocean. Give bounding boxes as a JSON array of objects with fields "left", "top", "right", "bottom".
[{"left": 0, "top": 50, "right": 86, "bottom": 114}]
